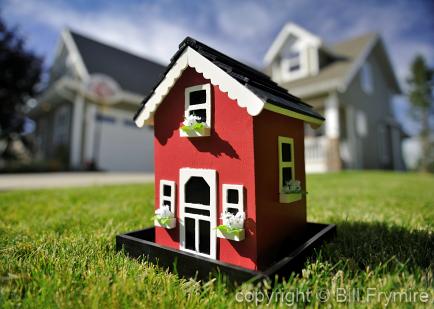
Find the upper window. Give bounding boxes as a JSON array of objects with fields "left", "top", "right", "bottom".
[
  {"left": 361, "top": 62, "right": 374, "bottom": 94},
  {"left": 278, "top": 137, "right": 295, "bottom": 193},
  {"left": 222, "top": 184, "right": 244, "bottom": 215},
  {"left": 279, "top": 35, "right": 308, "bottom": 82},
  {"left": 160, "top": 180, "right": 175, "bottom": 213},
  {"left": 181, "top": 84, "right": 211, "bottom": 136},
  {"left": 282, "top": 50, "right": 301, "bottom": 73}
]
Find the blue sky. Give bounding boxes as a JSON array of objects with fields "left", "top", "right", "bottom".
[{"left": 2, "top": 0, "right": 433, "bottom": 134}]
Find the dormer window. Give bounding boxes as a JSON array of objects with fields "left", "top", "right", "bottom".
[
  {"left": 279, "top": 35, "right": 308, "bottom": 82},
  {"left": 283, "top": 51, "right": 301, "bottom": 73},
  {"left": 180, "top": 84, "right": 211, "bottom": 137}
]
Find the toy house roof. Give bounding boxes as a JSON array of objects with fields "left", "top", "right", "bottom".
[
  {"left": 69, "top": 30, "right": 165, "bottom": 94},
  {"left": 134, "top": 37, "right": 324, "bottom": 127}
]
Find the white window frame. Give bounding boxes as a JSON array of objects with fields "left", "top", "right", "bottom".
[
  {"left": 185, "top": 83, "right": 211, "bottom": 126},
  {"left": 278, "top": 136, "right": 295, "bottom": 194},
  {"left": 180, "top": 84, "right": 212, "bottom": 137},
  {"left": 280, "top": 43, "right": 308, "bottom": 82},
  {"left": 278, "top": 136, "right": 301, "bottom": 204},
  {"left": 282, "top": 51, "right": 301, "bottom": 72},
  {"left": 222, "top": 184, "right": 244, "bottom": 215},
  {"left": 159, "top": 180, "right": 175, "bottom": 213}
]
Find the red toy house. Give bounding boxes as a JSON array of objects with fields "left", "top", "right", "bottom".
[{"left": 133, "top": 38, "right": 325, "bottom": 271}]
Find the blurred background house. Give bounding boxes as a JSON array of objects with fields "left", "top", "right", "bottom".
[
  {"left": 30, "top": 29, "right": 164, "bottom": 171},
  {"left": 1, "top": 0, "right": 432, "bottom": 174},
  {"left": 29, "top": 24, "right": 407, "bottom": 173},
  {"left": 264, "top": 23, "right": 406, "bottom": 172}
]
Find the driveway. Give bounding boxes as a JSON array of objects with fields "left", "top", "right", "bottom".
[{"left": 0, "top": 172, "right": 154, "bottom": 191}]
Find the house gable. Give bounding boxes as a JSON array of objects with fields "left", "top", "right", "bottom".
[
  {"left": 134, "top": 37, "right": 324, "bottom": 129},
  {"left": 267, "top": 26, "right": 401, "bottom": 98}
]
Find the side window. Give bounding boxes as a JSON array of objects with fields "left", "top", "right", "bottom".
[
  {"left": 222, "top": 184, "right": 244, "bottom": 215},
  {"left": 160, "top": 180, "right": 175, "bottom": 213},
  {"left": 185, "top": 84, "right": 211, "bottom": 128},
  {"left": 360, "top": 62, "right": 374, "bottom": 94},
  {"left": 278, "top": 137, "right": 295, "bottom": 193}
]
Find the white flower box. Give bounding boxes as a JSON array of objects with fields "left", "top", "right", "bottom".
[
  {"left": 216, "top": 227, "right": 245, "bottom": 241},
  {"left": 279, "top": 192, "right": 302, "bottom": 204},
  {"left": 179, "top": 114, "right": 210, "bottom": 137},
  {"left": 179, "top": 126, "right": 210, "bottom": 137},
  {"left": 154, "top": 217, "right": 176, "bottom": 229}
]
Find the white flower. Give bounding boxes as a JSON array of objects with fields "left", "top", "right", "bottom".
[
  {"left": 155, "top": 205, "right": 173, "bottom": 218},
  {"left": 220, "top": 211, "right": 245, "bottom": 229},
  {"left": 283, "top": 180, "right": 302, "bottom": 193},
  {"left": 183, "top": 114, "right": 201, "bottom": 127},
  {"left": 290, "top": 180, "right": 301, "bottom": 192}
]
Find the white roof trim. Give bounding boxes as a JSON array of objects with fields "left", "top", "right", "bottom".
[
  {"left": 339, "top": 34, "right": 378, "bottom": 93},
  {"left": 62, "top": 29, "right": 89, "bottom": 81},
  {"left": 135, "top": 47, "right": 265, "bottom": 127},
  {"left": 264, "top": 22, "right": 322, "bottom": 65}
]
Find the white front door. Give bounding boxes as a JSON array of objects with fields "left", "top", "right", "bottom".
[{"left": 179, "top": 168, "right": 217, "bottom": 259}]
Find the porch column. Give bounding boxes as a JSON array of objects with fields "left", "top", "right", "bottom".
[
  {"left": 70, "top": 94, "right": 85, "bottom": 169},
  {"left": 346, "top": 106, "right": 360, "bottom": 169},
  {"left": 83, "top": 104, "right": 97, "bottom": 167},
  {"left": 324, "top": 92, "right": 342, "bottom": 171}
]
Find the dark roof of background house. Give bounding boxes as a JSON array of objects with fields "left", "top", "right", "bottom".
[
  {"left": 70, "top": 30, "right": 165, "bottom": 95},
  {"left": 135, "top": 37, "right": 324, "bottom": 122}
]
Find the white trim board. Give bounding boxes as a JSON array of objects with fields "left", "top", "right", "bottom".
[{"left": 62, "top": 29, "right": 89, "bottom": 81}]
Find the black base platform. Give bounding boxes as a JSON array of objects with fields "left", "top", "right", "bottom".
[{"left": 116, "top": 222, "right": 336, "bottom": 284}]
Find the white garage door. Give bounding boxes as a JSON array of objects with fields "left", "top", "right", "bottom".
[{"left": 95, "top": 108, "right": 154, "bottom": 172}]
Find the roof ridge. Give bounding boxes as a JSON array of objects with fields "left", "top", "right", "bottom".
[
  {"left": 180, "top": 37, "right": 273, "bottom": 82},
  {"left": 331, "top": 32, "right": 379, "bottom": 50}
]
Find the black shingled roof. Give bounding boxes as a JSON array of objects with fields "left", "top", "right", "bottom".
[
  {"left": 135, "top": 37, "right": 324, "bottom": 121},
  {"left": 70, "top": 30, "right": 165, "bottom": 95}
]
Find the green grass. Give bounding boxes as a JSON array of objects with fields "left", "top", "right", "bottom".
[{"left": 1, "top": 172, "right": 433, "bottom": 308}]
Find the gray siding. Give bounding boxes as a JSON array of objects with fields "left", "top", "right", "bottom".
[{"left": 338, "top": 44, "right": 394, "bottom": 169}]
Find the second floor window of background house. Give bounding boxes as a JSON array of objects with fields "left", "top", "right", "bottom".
[
  {"left": 283, "top": 50, "right": 301, "bottom": 73},
  {"left": 280, "top": 35, "right": 304, "bottom": 80}
]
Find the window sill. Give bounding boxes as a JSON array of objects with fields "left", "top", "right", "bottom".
[
  {"left": 179, "top": 126, "right": 211, "bottom": 137},
  {"left": 279, "top": 193, "right": 302, "bottom": 204},
  {"left": 154, "top": 217, "right": 176, "bottom": 229},
  {"left": 216, "top": 227, "right": 245, "bottom": 241}
]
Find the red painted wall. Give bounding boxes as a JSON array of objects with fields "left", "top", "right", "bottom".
[
  {"left": 153, "top": 67, "right": 258, "bottom": 270},
  {"left": 253, "top": 109, "right": 307, "bottom": 269}
]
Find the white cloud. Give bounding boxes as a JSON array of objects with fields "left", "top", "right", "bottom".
[
  {"left": 215, "top": 2, "right": 272, "bottom": 40},
  {"left": 4, "top": 0, "right": 432, "bottom": 84},
  {"left": 4, "top": 0, "right": 195, "bottom": 64}
]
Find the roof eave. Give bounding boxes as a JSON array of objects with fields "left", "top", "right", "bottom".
[{"left": 61, "top": 28, "right": 89, "bottom": 81}]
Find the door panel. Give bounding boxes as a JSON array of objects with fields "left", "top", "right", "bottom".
[
  {"left": 185, "top": 217, "right": 196, "bottom": 251},
  {"left": 199, "top": 220, "right": 210, "bottom": 255}
]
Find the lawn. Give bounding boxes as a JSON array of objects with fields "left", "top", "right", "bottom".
[{"left": 0, "top": 172, "right": 433, "bottom": 308}]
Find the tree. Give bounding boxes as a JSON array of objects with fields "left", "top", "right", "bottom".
[
  {"left": 407, "top": 55, "right": 434, "bottom": 172},
  {"left": 0, "top": 15, "right": 42, "bottom": 159}
]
